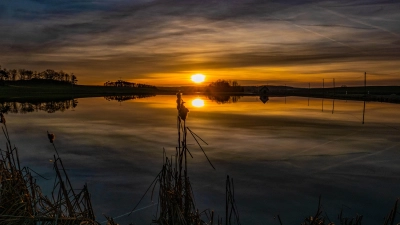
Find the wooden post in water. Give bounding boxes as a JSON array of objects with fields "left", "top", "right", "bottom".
[
  {"left": 322, "top": 79, "right": 325, "bottom": 97},
  {"left": 362, "top": 101, "right": 366, "bottom": 124}
]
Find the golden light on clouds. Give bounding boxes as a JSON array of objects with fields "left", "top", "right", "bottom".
[
  {"left": 191, "top": 74, "right": 205, "bottom": 83},
  {"left": 2, "top": 1, "right": 398, "bottom": 86}
]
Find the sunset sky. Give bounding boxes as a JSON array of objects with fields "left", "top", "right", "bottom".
[{"left": 0, "top": 0, "right": 399, "bottom": 87}]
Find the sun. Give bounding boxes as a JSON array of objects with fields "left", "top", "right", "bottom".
[{"left": 191, "top": 74, "right": 205, "bottom": 83}]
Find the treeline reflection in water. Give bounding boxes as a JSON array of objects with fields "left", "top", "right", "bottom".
[
  {"left": 0, "top": 94, "right": 268, "bottom": 114},
  {"left": 104, "top": 94, "right": 156, "bottom": 102},
  {"left": 105, "top": 94, "right": 265, "bottom": 104},
  {"left": 207, "top": 94, "right": 269, "bottom": 104},
  {"left": 206, "top": 95, "right": 242, "bottom": 104},
  {"left": 0, "top": 99, "right": 78, "bottom": 114}
]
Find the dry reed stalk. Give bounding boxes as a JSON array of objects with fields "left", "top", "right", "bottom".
[
  {"left": 149, "top": 93, "right": 214, "bottom": 225},
  {"left": 0, "top": 115, "right": 99, "bottom": 225},
  {"left": 148, "top": 93, "right": 240, "bottom": 225}
]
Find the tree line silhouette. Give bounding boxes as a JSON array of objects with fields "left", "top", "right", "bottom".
[
  {"left": 206, "top": 79, "right": 244, "bottom": 92},
  {"left": 0, "top": 65, "right": 77, "bottom": 84},
  {"left": 0, "top": 99, "right": 77, "bottom": 114},
  {"left": 104, "top": 79, "right": 156, "bottom": 88}
]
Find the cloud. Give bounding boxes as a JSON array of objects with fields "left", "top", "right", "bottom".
[{"left": 0, "top": 0, "right": 399, "bottom": 85}]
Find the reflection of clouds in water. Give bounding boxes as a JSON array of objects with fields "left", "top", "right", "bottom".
[
  {"left": 3, "top": 96, "right": 400, "bottom": 224},
  {"left": 174, "top": 96, "right": 400, "bottom": 224}
]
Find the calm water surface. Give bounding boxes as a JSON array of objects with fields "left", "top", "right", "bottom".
[{"left": 2, "top": 95, "right": 400, "bottom": 224}]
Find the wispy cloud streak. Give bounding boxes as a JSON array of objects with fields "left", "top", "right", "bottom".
[{"left": 0, "top": 0, "right": 399, "bottom": 85}]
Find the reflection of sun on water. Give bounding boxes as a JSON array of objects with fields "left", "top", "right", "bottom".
[{"left": 191, "top": 98, "right": 204, "bottom": 107}]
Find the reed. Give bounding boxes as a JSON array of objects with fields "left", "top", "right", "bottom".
[
  {"left": 0, "top": 113, "right": 98, "bottom": 225},
  {"left": 125, "top": 92, "right": 241, "bottom": 225}
]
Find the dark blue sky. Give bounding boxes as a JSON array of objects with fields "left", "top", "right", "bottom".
[{"left": 0, "top": 0, "right": 399, "bottom": 86}]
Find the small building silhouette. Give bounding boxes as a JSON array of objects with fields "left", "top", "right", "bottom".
[{"left": 258, "top": 86, "right": 269, "bottom": 95}]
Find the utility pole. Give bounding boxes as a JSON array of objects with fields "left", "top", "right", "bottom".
[{"left": 364, "top": 72, "right": 367, "bottom": 97}]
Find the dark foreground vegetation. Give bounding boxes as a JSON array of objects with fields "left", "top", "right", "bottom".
[{"left": 0, "top": 115, "right": 97, "bottom": 225}]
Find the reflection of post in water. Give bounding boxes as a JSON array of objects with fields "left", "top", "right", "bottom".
[
  {"left": 332, "top": 99, "right": 335, "bottom": 114},
  {"left": 284, "top": 84, "right": 287, "bottom": 104},
  {"left": 308, "top": 83, "right": 310, "bottom": 106},
  {"left": 362, "top": 101, "right": 366, "bottom": 124},
  {"left": 322, "top": 98, "right": 324, "bottom": 112}
]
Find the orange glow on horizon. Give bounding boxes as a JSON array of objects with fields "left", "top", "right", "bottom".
[{"left": 86, "top": 60, "right": 400, "bottom": 87}]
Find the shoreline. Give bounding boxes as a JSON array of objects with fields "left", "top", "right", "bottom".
[{"left": 1, "top": 84, "right": 399, "bottom": 104}]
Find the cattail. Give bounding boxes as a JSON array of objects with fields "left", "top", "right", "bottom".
[
  {"left": 176, "top": 92, "right": 182, "bottom": 110},
  {"left": 47, "top": 133, "right": 55, "bottom": 143},
  {"left": 178, "top": 102, "right": 189, "bottom": 121},
  {"left": 0, "top": 113, "right": 5, "bottom": 125}
]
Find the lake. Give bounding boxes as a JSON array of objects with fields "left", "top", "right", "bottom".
[{"left": 2, "top": 95, "right": 400, "bottom": 224}]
